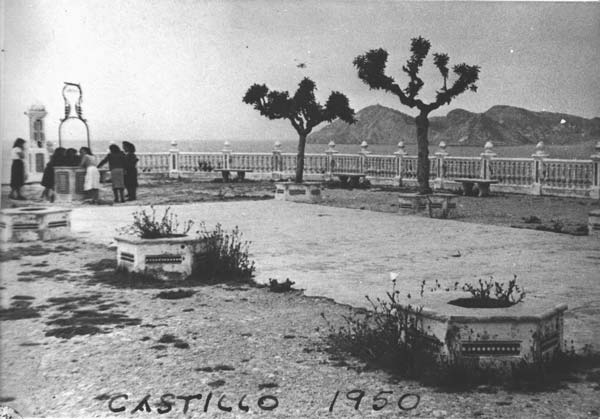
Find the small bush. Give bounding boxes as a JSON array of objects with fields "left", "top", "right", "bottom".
[
  {"left": 191, "top": 224, "right": 256, "bottom": 283},
  {"left": 323, "top": 281, "right": 442, "bottom": 378},
  {"left": 119, "top": 205, "right": 193, "bottom": 239}
]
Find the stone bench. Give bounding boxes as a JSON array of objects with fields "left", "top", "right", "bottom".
[
  {"left": 333, "top": 173, "right": 366, "bottom": 188},
  {"left": 398, "top": 193, "right": 457, "bottom": 218},
  {"left": 213, "top": 168, "right": 252, "bottom": 182},
  {"left": 453, "top": 178, "right": 499, "bottom": 197}
]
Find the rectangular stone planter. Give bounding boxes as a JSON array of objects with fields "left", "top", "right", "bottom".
[
  {"left": 399, "top": 292, "right": 567, "bottom": 370},
  {"left": 0, "top": 207, "right": 71, "bottom": 242},
  {"left": 589, "top": 209, "right": 600, "bottom": 238},
  {"left": 398, "top": 193, "right": 457, "bottom": 218},
  {"left": 114, "top": 234, "right": 208, "bottom": 280},
  {"left": 274, "top": 182, "right": 322, "bottom": 203}
]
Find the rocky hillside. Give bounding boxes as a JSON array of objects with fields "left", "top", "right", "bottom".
[{"left": 308, "top": 104, "right": 600, "bottom": 146}]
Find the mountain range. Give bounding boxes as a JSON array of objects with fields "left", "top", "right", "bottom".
[{"left": 308, "top": 104, "right": 600, "bottom": 146}]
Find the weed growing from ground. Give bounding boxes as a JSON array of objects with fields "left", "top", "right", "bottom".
[{"left": 323, "top": 280, "right": 442, "bottom": 378}]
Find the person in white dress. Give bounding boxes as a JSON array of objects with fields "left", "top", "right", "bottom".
[{"left": 79, "top": 147, "right": 100, "bottom": 203}]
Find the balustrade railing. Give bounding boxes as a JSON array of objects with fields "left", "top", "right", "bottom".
[
  {"left": 138, "top": 152, "right": 170, "bottom": 173},
  {"left": 179, "top": 152, "right": 224, "bottom": 172},
  {"left": 444, "top": 157, "right": 480, "bottom": 179},
  {"left": 491, "top": 158, "right": 533, "bottom": 185},
  {"left": 366, "top": 155, "right": 396, "bottom": 177},
  {"left": 543, "top": 159, "right": 593, "bottom": 189},
  {"left": 136, "top": 140, "right": 600, "bottom": 199},
  {"left": 231, "top": 152, "right": 272, "bottom": 172},
  {"left": 332, "top": 154, "right": 362, "bottom": 174}
]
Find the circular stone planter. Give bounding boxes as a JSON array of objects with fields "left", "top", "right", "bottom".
[
  {"left": 274, "top": 181, "right": 322, "bottom": 203},
  {"left": 398, "top": 291, "right": 567, "bottom": 369},
  {"left": 589, "top": 209, "right": 600, "bottom": 238},
  {"left": 0, "top": 207, "right": 72, "bottom": 242},
  {"left": 114, "top": 234, "right": 208, "bottom": 280},
  {"left": 398, "top": 193, "right": 457, "bottom": 218}
]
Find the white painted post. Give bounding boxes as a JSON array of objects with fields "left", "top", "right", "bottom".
[
  {"left": 434, "top": 141, "right": 449, "bottom": 190},
  {"left": 480, "top": 141, "right": 496, "bottom": 180},
  {"left": 394, "top": 141, "right": 407, "bottom": 186},
  {"left": 222, "top": 140, "right": 232, "bottom": 170},
  {"left": 325, "top": 140, "right": 338, "bottom": 180},
  {"left": 589, "top": 141, "right": 600, "bottom": 199},
  {"left": 168, "top": 140, "right": 180, "bottom": 178},
  {"left": 272, "top": 140, "right": 282, "bottom": 180},
  {"left": 359, "top": 140, "right": 370, "bottom": 174},
  {"left": 531, "top": 141, "right": 548, "bottom": 195}
]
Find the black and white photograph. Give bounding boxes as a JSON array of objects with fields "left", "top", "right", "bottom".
[{"left": 1, "top": 0, "right": 599, "bottom": 417}]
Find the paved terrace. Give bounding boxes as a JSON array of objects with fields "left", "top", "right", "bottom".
[{"left": 71, "top": 200, "right": 600, "bottom": 350}]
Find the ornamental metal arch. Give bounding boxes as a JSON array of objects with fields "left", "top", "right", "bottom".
[{"left": 58, "top": 82, "right": 91, "bottom": 149}]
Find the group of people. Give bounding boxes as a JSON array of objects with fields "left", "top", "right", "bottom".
[{"left": 10, "top": 138, "right": 138, "bottom": 204}]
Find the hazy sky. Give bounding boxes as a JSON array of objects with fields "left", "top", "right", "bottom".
[{"left": 1, "top": 0, "right": 599, "bottom": 144}]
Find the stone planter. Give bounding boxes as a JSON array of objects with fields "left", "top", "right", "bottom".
[
  {"left": 589, "top": 209, "right": 600, "bottom": 238},
  {"left": 399, "top": 292, "right": 567, "bottom": 370},
  {"left": 114, "top": 234, "right": 207, "bottom": 280},
  {"left": 398, "top": 193, "right": 457, "bottom": 218},
  {"left": 0, "top": 207, "right": 71, "bottom": 242},
  {"left": 274, "top": 182, "right": 322, "bottom": 203}
]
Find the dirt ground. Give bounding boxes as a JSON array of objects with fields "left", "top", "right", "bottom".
[{"left": 1, "top": 178, "right": 600, "bottom": 418}]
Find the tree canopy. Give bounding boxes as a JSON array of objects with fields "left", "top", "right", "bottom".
[
  {"left": 243, "top": 77, "right": 356, "bottom": 136},
  {"left": 353, "top": 36, "right": 480, "bottom": 114}
]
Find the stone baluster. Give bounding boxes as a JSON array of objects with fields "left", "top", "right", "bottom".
[
  {"left": 325, "top": 140, "right": 338, "bottom": 180},
  {"left": 359, "top": 140, "right": 370, "bottom": 174},
  {"left": 222, "top": 140, "right": 232, "bottom": 170},
  {"left": 531, "top": 141, "right": 548, "bottom": 195},
  {"left": 480, "top": 141, "right": 496, "bottom": 180},
  {"left": 169, "top": 140, "right": 180, "bottom": 178},
  {"left": 272, "top": 140, "right": 282, "bottom": 180},
  {"left": 394, "top": 141, "right": 407, "bottom": 186},
  {"left": 434, "top": 141, "right": 449, "bottom": 190},
  {"left": 590, "top": 141, "right": 600, "bottom": 199}
]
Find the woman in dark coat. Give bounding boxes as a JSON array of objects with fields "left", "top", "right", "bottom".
[
  {"left": 9, "top": 138, "right": 26, "bottom": 200},
  {"left": 122, "top": 141, "right": 139, "bottom": 201},
  {"left": 41, "top": 147, "right": 66, "bottom": 202},
  {"left": 98, "top": 144, "right": 127, "bottom": 203}
]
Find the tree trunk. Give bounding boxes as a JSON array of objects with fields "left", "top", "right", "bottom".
[
  {"left": 295, "top": 133, "right": 307, "bottom": 183},
  {"left": 416, "top": 112, "right": 432, "bottom": 194}
]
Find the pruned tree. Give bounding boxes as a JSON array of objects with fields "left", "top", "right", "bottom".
[
  {"left": 243, "top": 78, "right": 355, "bottom": 183},
  {"left": 354, "top": 37, "right": 480, "bottom": 194}
]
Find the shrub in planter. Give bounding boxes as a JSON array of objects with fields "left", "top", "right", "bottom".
[
  {"left": 449, "top": 275, "right": 525, "bottom": 309},
  {"left": 115, "top": 207, "right": 257, "bottom": 283},
  {"left": 120, "top": 205, "right": 194, "bottom": 238},
  {"left": 324, "top": 274, "right": 574, "bottom": 390},
  {"left": 115, "top": 206, "right": 202, "bottom": 280}
]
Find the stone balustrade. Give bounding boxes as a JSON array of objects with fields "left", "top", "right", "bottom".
[{"left": 133, "top": 140, "right": 600, "bottom": 199}]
